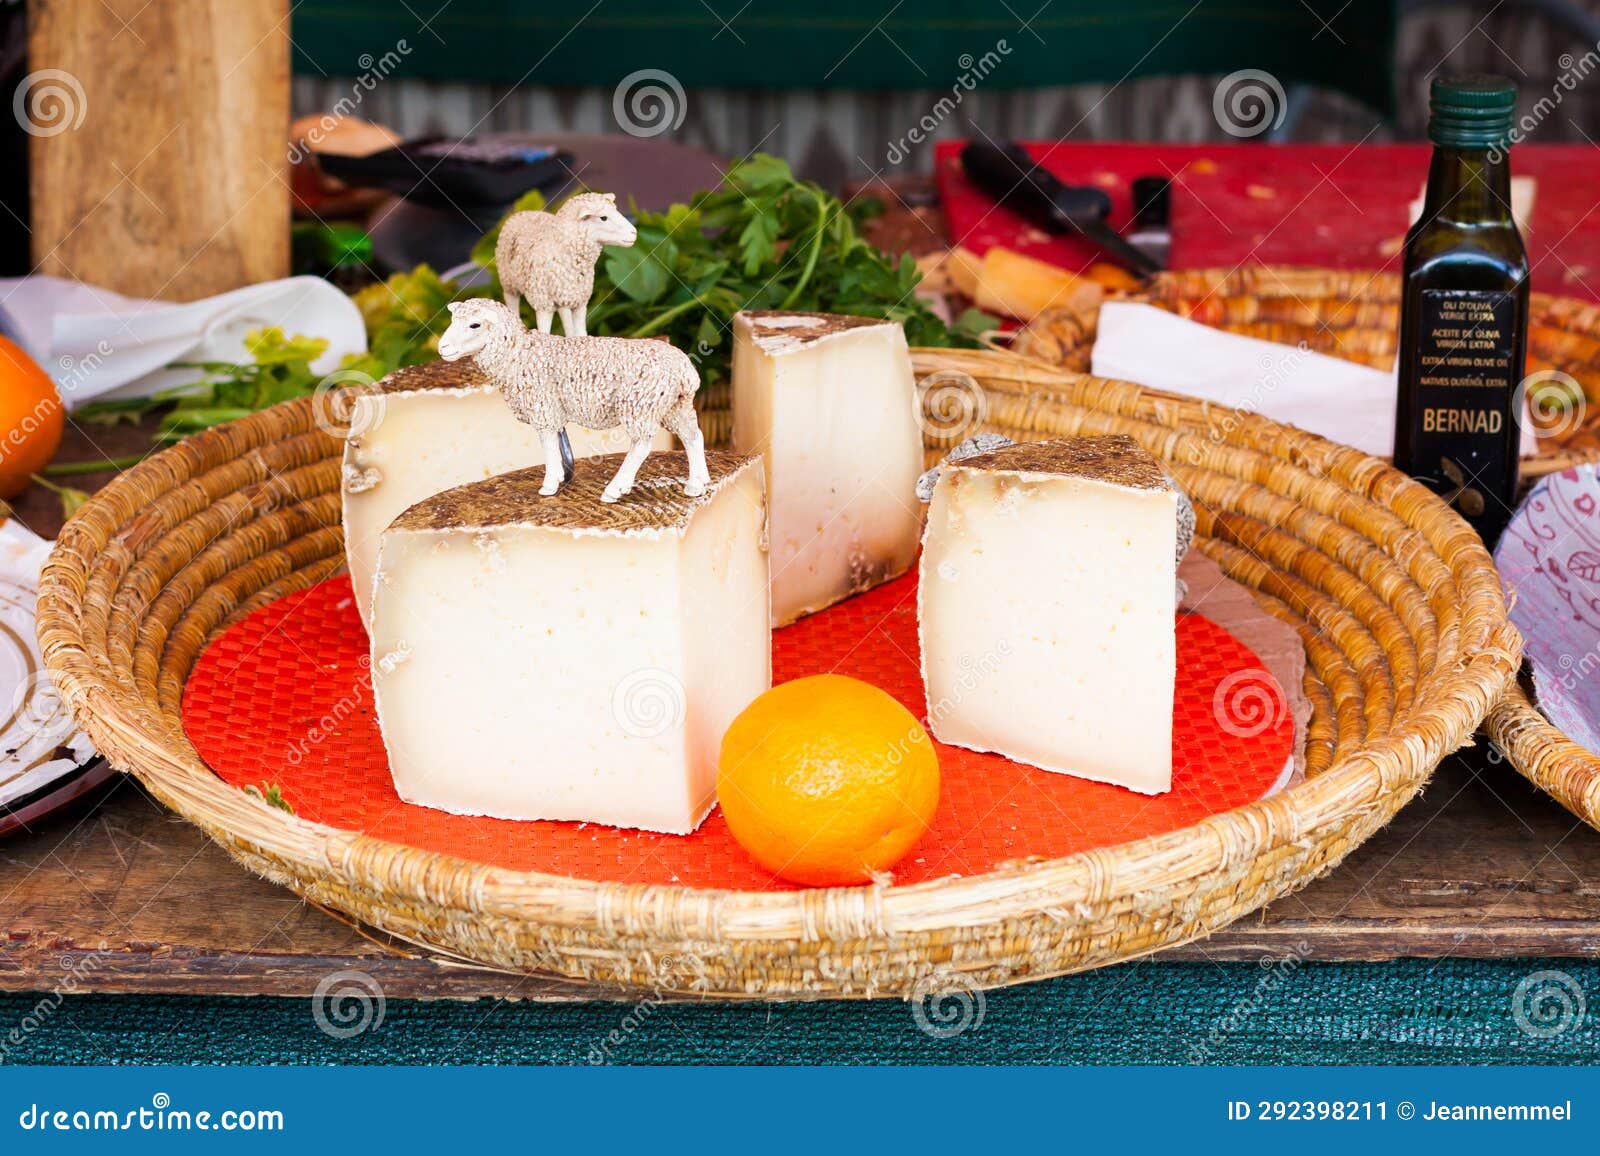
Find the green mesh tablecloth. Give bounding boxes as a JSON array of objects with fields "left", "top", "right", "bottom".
[{"left": 3, "top": 959, "right": 1595, "bottom": 1065}]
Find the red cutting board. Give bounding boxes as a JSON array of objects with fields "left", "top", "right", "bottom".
[
  {"left": 934, "top": 140, "right": 1600, "bottom": 299},
  {"left": 182, "top": 571, "right": 1293, "bottom": 892}
]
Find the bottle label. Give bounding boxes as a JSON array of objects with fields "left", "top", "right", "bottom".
[{"left": 1404, "top": 287, "right": 1519, "bottom": 521}]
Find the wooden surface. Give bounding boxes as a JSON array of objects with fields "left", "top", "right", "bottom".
[{"left": 27, "top": 0, "right": 290, "bottom": 300}]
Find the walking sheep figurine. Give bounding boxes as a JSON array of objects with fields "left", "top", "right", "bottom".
[
  {"left": 437, "top": 299, "right": 709, "bottom": 504},
  {"left": 495, "top": 192, "right": 637, "bottom": 337}
]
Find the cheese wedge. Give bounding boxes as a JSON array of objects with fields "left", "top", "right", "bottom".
[
  {"left": 919, "top": 436, "right": 1178, "bottom": 794},
  {"left": 370, "top": 450, "right": 770, "bottom": 833},
  {"left": 341, "top": 360, "right": 667, "bottom": 629},
  {"left": 732, "top": 311, "right": 923, "bottom": 626}
]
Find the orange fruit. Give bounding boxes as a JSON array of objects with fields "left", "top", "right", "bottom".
[
  {"left": 0, "top": 337, "right": 63, "bottom": 498},
  {"left": 717, "top": 674, "right": 940, "bottom": 886}
]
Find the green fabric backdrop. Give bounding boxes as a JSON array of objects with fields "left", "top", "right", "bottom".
[
  {"left": 3, "top": 959, "right": 1593, "bottom": 1065},
  {"left": 290, "top": 1, "right": 1397, "bottom": 114}
]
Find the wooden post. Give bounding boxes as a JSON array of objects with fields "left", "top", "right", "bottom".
[{"left": 25, "top": 0, "right": 290, "bottom": 301}]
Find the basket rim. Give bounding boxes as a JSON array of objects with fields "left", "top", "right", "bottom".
[{"left": 38, "top": 369, "right": 1520, "bottom": 942}]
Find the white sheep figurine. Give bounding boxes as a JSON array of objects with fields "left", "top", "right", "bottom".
[
  {"left": 437, "top": 299, "right": 709, "bottom": 504},
  {"left": 495, "top": 191, "right": 637, "bottom": 337}
]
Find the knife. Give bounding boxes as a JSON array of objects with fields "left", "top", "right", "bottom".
[
  {"left": 1127, "top": 175, "right": 1172, "bottom": 271},
  {"left": 959, "top": 141, "right": 1163, "bottom": 279}
]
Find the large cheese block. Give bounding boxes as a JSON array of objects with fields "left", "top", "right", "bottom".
[
  {"left": 731, "top": 311, "right": 923, "bottom": 626},
  {"left": 919, "top": 436, "right": 1178, "bottom": 794},
  {"left": 340, "top": 360, "right": 666, "bottom": 629},
  {"left": 370, "top": 450, "right": 770, "bottom": 833}
]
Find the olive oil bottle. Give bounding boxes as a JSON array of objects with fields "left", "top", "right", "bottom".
[{"left": 1394, "top": 74, "right": 1528, "bottom": 546}]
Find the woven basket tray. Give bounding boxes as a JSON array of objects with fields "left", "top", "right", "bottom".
[{"left": 37, "top": 351, "right": 1519, "bottom": 997}]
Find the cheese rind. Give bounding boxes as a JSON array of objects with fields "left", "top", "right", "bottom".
[
  {"left": 918, "top": 435, "right": 1177, "bottom": 794},
  {"left": 732, "top": 311, "right": 923, "bottom": 626},
  {"left": 370, "top": 451, "right": 770, "bottom": 833},
  {"left": 342, "top": 360, "right": 666, "bottom": 629}
]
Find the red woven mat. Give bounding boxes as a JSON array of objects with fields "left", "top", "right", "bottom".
[{"left": 182, "top": 573, "right": 1292, "bottom": 891}]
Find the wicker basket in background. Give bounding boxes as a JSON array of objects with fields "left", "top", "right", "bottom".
[
  {"left": 991, "top": 265, "right": 1600, "bottom": 480},
  {"left": 37, "top": 349, "right": 1520, "bottom": 997}
]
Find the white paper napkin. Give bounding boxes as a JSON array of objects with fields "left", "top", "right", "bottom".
[
  {"left": 0, "top": 275, "right": 367, "bottom": 411},
  {"left": 0, "top": 517, "right": 95, "bottom": 808},
  {"left": 1090, "top": 301, "right": 1535, "bottom": 458}
]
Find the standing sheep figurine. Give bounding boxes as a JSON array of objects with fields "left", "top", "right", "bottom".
[
  {"left": 437, "top": 299, "right": 709, "bottom": 504},
  {"left": 496, "top": 191, "right": 637, "bottom": 337}
]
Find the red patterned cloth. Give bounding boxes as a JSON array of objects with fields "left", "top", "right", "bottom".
[{"left": 935, "top": 140, "right": 1600, "bottom": 299}]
